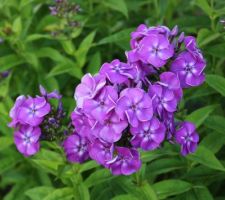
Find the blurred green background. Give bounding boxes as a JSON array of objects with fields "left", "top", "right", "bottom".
[{"left": 0, "top": 0, "right": 225, "bottom": 199}]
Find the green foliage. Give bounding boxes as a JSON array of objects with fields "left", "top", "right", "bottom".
[{"left": 0, "top": 0, "right": 225, "bottom": 199}]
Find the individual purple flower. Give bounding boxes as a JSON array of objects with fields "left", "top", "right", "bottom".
[
  {"left": 116, "top": 88, "right": 153, "bottom": 127},
  {"left": 71, "top": 108, "right": 95, "bottom": 140},
  {"left": 170, "top": 51, "right": 205, "bottom": 88},
  {"left": 138, "top": 34, "right": 174, "bottom": 68},
  {"left": 14, "top": 125, "right": 41, "bottom": 157},
  {"left": 175, "top": 122, "right": 199, "bottom": 156},
  {"left": 75, "top": 73, "right": 106, "bottom": 108},
  {"left": 18, "top": 97, "right": 51, "bottom": 126},
  {"left": 83, "top": 86, "right": 118, "bottom": 122},
  {"left": 130, "top": 24, "right": 149, "bottom": 48},
  {"left": 100, "top": 59, "right": 136, "bottom": 84},
  {"left": 149, "top": 84, "right": 177, "bottom": 117},
  {"left": 63, "top": 134, "right": 89, "bottom": 163},
  {"left": 92, "top": 112, "right": 128, "bottom": 143},
  {"left": 108, "top": 147, "right": 141, "bottom": 175},
  {"left": 89, "top": 139, "right": 114, "bottom": 166},
  {"left": 130, "top": 117, "right": 165, "bottom": 151},
  {"left": 9, "top": 95, "right": 26, "bottom": 128},
  {"left": 158, "top": 72, "right": 183, "bottom": 101}
]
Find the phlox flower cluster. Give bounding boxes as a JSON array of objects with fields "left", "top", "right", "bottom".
[
  {"left": 64, "top": 24, "right": 205, "bottom": 175},
  {"left": 9, "top": 86, "right": 63, "bottom": 156}
]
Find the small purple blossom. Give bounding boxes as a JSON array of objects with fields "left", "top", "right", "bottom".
[
  {"left": 14, "top": 125, "right": 41, "bottom": 157},
  {"left": 171, "top": 51, "right": 205, "bottom": 88},
  {"left": 138, "top": 34, "right": 174, "bottom": 67},
  {"left": 18, "top": 97, "right": 51, "bottom": 126},
  {"left": 92, "top": 112, "right": 128, "bottom": 143},
  {"left": 116, "top": 88, "right": 153, "bottom": 127},
  {"left": 75, "top": 73, "right": 106, "bottom": 108},
  {"left": 39, "top": 85, "right": 62, "bottom": 100},
  {"left": 175, "top": 122, "right": 199, "bottom": 156},
  {"left": 108, "top": 147, "right": 141, "bottom": 175},
  {"left": 63, "top": 134, "right": 89, "bottom": 163},
  {"left": 149, "top": 84, "right": 177, "bottom": 117},
  {"left": 130, "top": 118, "right": 165, "bottom": 151},
  {"left": 100, "top": 59, "right": 136, "bottom": 84},
  {"left": 9, "top": 95, "right": 26, "bottom": 128},
  {"left": 83, "top": 86, "right": 118, "bottom": 122},
  {"left": 89, "top": 139, "right": 114, "bottom": 166}
]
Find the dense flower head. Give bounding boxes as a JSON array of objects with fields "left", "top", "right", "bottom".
[
  {"left": 9, "top": 86, "right": 63, "bottom": 156},
  {"left": 66, "top": 24, "right": 206, "bottom": 175},
  {"left": 9, "top": 24, "right": 206, "bottom": 175}
]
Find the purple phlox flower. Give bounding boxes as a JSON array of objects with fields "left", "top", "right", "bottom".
[
  {"left": 14, "top": 125, "right": 41, "bottom": 157},
  {"left": 184, "top": 36, "right": 204, "bottom": 59},
  {"left": 149, "top": 84, "right": 177, "bottom": 117},
  {"left": 138, "top": 33, "right": 174, "bottom": 68},
  {"left": 92, "top": 111, "right": 128, "bottom": 143},
  {"left": 75, "top": 73, "right": 106, "bottom": 108},
  {"left": 9, "top": 95, "right": 26, "bottom": 128},
  {"left": 158, "top": 72, "right": 183, "bottom": 101},
  {"left": 100, "top": 59, "right": 136, "bottom": 84},
  {"left": 116, "top": 88, "right": 153, "bottom": 127},
  {"left": 130, "top": 117, "right": 165, "bottom": 151},
  {"left": 89, "top": 139, "right": 114, "bottom": 167},
  {"left": 83, "top": 86, "right": 118, "bottom": 123},
  {"left": 175, "top": 122, "right": 199, "bottom": 156},
  {"left": 170, "top": 51, "right": 205, "bottom": 88},
  {"left": 130, "top": 24, "right": 149, "bottom": 49},
  {"left": 71, "top": 108, "right": 95, "bottom": 140},
  {"left": 107, "top": 147, "right": 141, "bottom": 175},
  {"left": 63, "top": 134, "right": 89, "bottom": 163},
  {"left": 18, "top": 96, "right": 51, "bottom": 126},
  {"left": 39, "top": 85, "right": 62, "bottom": 100}
]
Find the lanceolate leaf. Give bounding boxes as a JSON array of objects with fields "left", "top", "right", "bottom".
[{"left": 206, "top": 74, "right": 225, "bottom": 96}]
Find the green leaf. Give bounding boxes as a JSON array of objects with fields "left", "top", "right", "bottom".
[
  {"left": 206, "top": 74, "right": 225, "bottom": 96},
  {"left": 201, "top": 132, "right": 225, "bottom": 153},
  {"left": 204, "top": 115, "right": 225, "bottom": 134},
  {"left": 139, "top": 181, "right": 158, "bottom": 200},
  {"left": 87, "top": 52, "right": 101, "bottom": 74},
  {"left": 197, "top": 28, "right": 221, "bottom": 47},
  {"left": 195, "top": 0, "right": 214, "bottom": 17},
  {"left": 75, "top": 31, "right": 96, "bottom": 68},
  {"left": 194, "top": 186, "right": 214, "bottom": 200},
  {"left": 79, "top": 160, "right": 99, "bottom": 173},
  {"left": 111, "top": 195, "right": 138, "bottom": 200},
  {"left": 25, "top": 186, "right": 54, "bottom": 200},
  {"left": 185, "top": 105, "right": 217, "bottom": 128},
  {"left": 98, "top": 28, "right": 133, "bottom": 48},
  {"left": 187, "top": 146, "right": 225, "bottom": 171},
  {"left": 60, "top": 40, "right": 75, "bottom": 55},
  {"left": 78, "top": 183, "right": 90, "bottom": 200},
  {"left": 12, "top": 17, "right": 22, "bottom": 34},
  {"left": 146, "top": 158, "right": 186, "bottom": 177},
  {"left": 0, "top": 54, "right": 24, "bottom": 72},
  {"left": 84, "top": 169, "right": 114, "bottom": 188},
  {"left": 103, "top": 0, "right": 128, "bottom": 18},
  {"left": 153, "top": 180, "right": 192, "bottom": 199},
  {"left": 206, "top": 44, "right": 225, "bottom": 58},
  {"left": 0, "top": 137, "right": 13, "bottom": 151},
  {"left": 43, "top": 187, "right": 73, "bottom": 200}
]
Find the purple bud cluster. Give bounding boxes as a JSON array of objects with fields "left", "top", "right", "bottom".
[
  {"left": 49, "top": 0, "right": 81, "bottom": 37},
  {"left": 65, "top": 24, "right": 205, "bottom": 175},
  {"left": 9, "top": 86, "right": 63, "bottom": 156}
]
